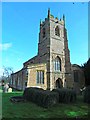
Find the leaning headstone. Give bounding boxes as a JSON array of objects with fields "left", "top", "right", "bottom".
[{"left": 8, "top": 88, "right": 12, "bottom": 93}]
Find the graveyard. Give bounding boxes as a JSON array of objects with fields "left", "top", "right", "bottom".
[
  {"left": 1, "top": 88, "right": 89, "bottom": 119},
  {"left": 1, "top": 2, "right": 89, "bottom": 119}
]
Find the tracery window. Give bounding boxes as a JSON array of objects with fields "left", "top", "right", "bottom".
[{"left": 54, "top": 57, "right": 61, "bottom": 71}]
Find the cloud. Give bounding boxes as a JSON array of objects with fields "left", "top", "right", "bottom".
[{"left": 0, "top": 43, "right": 12, "bottom": 51}]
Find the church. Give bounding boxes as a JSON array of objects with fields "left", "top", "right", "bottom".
[{"left": 10, "top": 9, "right": 85, "bottom": 92}]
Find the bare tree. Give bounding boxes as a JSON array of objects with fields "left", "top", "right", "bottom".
[
  {"left": 1, "top": 66, "right": 14, "bottom": 83},
  {"left": 3, "top": 66, "right": 13, "bottom": 77}
]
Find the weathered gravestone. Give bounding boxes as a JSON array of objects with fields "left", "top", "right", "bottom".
[
  {"left": 4, "top": 84, "right": 9, "bottom": 93},
  {"left": 8, "top": 88, "right": 12, "bottom": 93}
]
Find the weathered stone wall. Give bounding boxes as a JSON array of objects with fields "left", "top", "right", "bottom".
[
  {"left": 71, "top": 64, "right": 85, "bottom": 93},
  {"left": 27, "top": 63, "right": 47, "bottom": 90},
  {"left": 48, "top": 15, "right": 73, "bottom": 90},
  {"left": 10, "top": 10, "right": 79, "bottom": 91},
  {"left": 10, "top": 69, "right": 28, "bottom": 90}
]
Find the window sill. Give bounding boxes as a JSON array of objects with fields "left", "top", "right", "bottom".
[
  {"left": 54, "top": 71, "right": 61, "bottom": 73},
  {"left": 36, "top": 83, "right": 44, "bottom": 85}
]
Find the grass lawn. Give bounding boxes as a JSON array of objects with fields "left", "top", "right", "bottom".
[{"left": 1, "top": 91, "right": 90, "bottom": 119}]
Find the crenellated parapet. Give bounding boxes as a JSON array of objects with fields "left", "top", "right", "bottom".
[{"left": 40, "top": 8, "right": 65, "bottom": 29}]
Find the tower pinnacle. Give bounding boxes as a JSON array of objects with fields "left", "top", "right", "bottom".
[
  {"left": 63, "top": 14, "right": 65, "bottom": 21},
  {"left": 48, "top": 8, "right": 50, "bottom": 19},
  {"left": 40, "top": 19, "right": 42, "bottom": 25},
  {"left": 40, "top": 19, "right": 42, "bottom": 30},
  {"left": 63, "top": 14, "right": 65, "bottom": 26}
]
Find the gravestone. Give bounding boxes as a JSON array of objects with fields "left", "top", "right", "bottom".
[
  {"left": 8, "top": 88, "right": 12, "bottom": 93},
  {"left": 4, "top": 84, "right": 9, "bottom": 93}
]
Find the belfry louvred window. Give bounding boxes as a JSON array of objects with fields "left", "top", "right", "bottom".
[{"left": 55, "top": 26, "right": 60, "bottom": 36}]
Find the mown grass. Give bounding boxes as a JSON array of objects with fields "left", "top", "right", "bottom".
[{"left": 1, "top": 91, "right": 90, "bottom": 119}]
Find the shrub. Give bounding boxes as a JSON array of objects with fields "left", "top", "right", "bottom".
[
  {"left": 23, "top": 87, "right": 43, "bottom": 102},
  {"left": 83, "top": 86, "right": 90, "bottom": 104},
  {"left": 23, "top": 87, "right": 59, "bottom": 108},
  {"left": 52, "top": 88, "right": 77, "bottom": 103}
]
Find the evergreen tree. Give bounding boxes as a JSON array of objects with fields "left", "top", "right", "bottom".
[{"left": 82, "top": 58, "right": 90, "bottom": 86}]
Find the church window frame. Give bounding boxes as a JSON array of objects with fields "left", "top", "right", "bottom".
[
  {"left": 13, "top": 77, "right": 15, "bottom": 85},
  {"left": 17, "top": 77, "right": 20, "bottom": 86},
  {"left": 55, "top": 26, "right": 60, "bottom": 36},
  {"left": 36, "top": 70, "right": 44, "bottom": 84},
  {"left": 54, "top": 57, "right": 61, "bottom": 72},
  {"left": 10, "top": 76, "right": 13, "bottom": 85}
]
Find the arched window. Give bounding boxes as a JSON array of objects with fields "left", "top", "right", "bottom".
[
  {"left": 54, "top": 57, "right": 61, "bottom": 71},
  {"left": 43, "top": 28, "right": 45, "bottom": 38},
  {"left": 55, "top": 26, "right": 60, "bottom": 36}
]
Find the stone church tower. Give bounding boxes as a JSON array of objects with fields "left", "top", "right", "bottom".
[
  {"left": 37, "top": 9, "right": 74, "bottom": 90},
  {"left": 10, "top": 9, "right": 74, "bottom": 90}
]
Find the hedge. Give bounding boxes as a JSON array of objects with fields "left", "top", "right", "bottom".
[
  {"left": 23, "top": 87, "right": 43, "bottom": 101},
  {"left": 23, "top": 87, "right": 59, "bottom": 108},
  {"left": 83, "top": 86, "right": 90, "bottom": 104},
  {"left": 52, "top": 88, "right": 77, "bottom": 103}
]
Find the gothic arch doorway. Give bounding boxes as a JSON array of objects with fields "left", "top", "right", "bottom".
[{"left": 56, "top": 78, "right": 63, "bottom": 88}]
